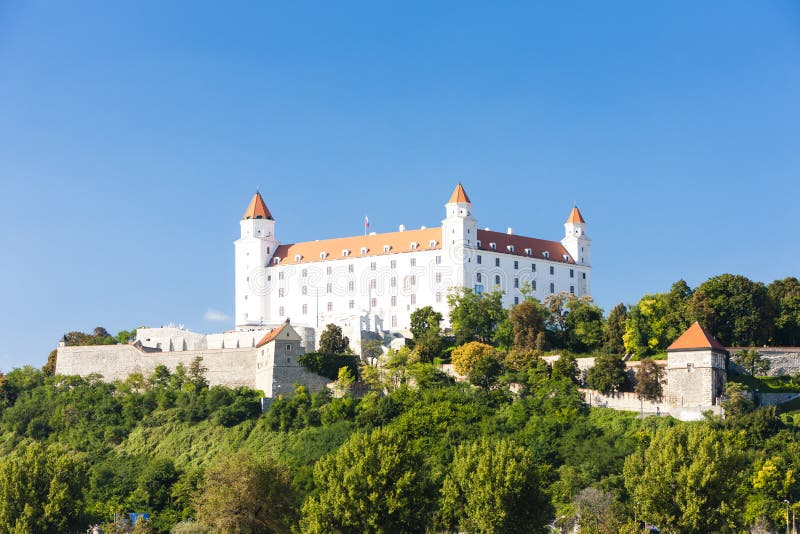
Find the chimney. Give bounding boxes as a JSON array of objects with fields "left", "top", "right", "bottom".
[
  {"left": 507, "top": 227, "right": 513, "bottom": 235},
  {"left": 399, "top": 224, "right": 406, "bottom": 232}
]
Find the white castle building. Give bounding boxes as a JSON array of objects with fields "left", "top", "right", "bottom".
[{"left": 235, "top": 184, "right": 591, "bottom": 344}]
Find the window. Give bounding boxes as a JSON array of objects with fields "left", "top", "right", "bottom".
[
  {"left": 286, "top": 344, "right": 292, "bottom": 351},
  {"left": 436, "top": 292, "right": 442, "bottom": 303},
  {"left": 391, "top": 295, "right": 397, "bottom": 306},
  {"left": 429, "top": 240, "right": 437, "bottom": 248},
  {"left": 477, "top": 240, "right": 482, "bottom": 247},
  {"left": 550, "top": 283, "right": 555, "bottom": 294},
  {"left": 326, "top": 283, "right": 332, "bottom": 293},
  {"left": 327, "top": 302, "right": 333, "bottom": 312},
  {"left": 370, "top": 262, "right": 377, "bottom": 271},
  {"left": 348, "top": 281, "right": 355, "bottom": 291},
  {"left": 383, "top": 245, "right": 391, "bottom": 253},
  {"left": 507, "top": 245, "right": 515, "bottom": 253},
  {"left": 371, "top": 297, "right": 377, "bottom": 307},
  {"left": 549, "top": 266, "right": 555, "bottom": 275},
  {"left": 349, "top": 300, "right": 355, "bottom": 309},
  {"left": 294, "top": 254, "right": 303, "bottom": 261},
  {"left": 392, "top": 316, "right": 397, "bottom": 327},
  {"left": 273, "top": 258, "right": 280, "bottom": 264},
  {"left": 278, "top": 272, "right": 284, "bottom": 280},
  {"left": 278, "top": 288, "right": 284, "bottom": 297},
  {"left": 410, "top": 242, "right": 418, "bottom": 250},
  {"left": 570, "top": 285, "right": 575, "bottom": 294},
  {"left": 302, "top": 268, "right": 307, "bottom": 277},
  {"left": 514, "top": 278, "right": 519, "bottom": 288},
  {"left": 342, "top": 249, "right": 350, "bottom": 257},
  {"left": 514, "top": 260, "right": 519, "bottom": 270},
  {"left": 542, "top": 251, "right": 549, "bottom": 259},
  {"left": 436, "top": 272, "right": 442, "bottom": 283},
  {"left": 302, "top": 304, "right": 308, "bottom": 314},
  {"left": 524, "top": 248, "right": 532, "bottom": 256},
  {"left": 279, "top": 306, "right": 284, "bottom": 315},
  {"left": 477, "top": 273, "right": 482, "bottom": 283},
  {"left": 390, "top": 260, "right": 396, "bottom": 269},
  {"left": 410, "top": 294, "right": 416, "bottom": 305},
  {"left": 435, "top": 255, "right": 442, "bottom": 264},
  {"left": 495, "top": 258, "right": 500, "bottom": 267},
  {"left": 532, "top": 263, "right": 536, "bottom": 272},
  {"left": 570, "top": 269, "right": 574, "bottom": 278},
  {"left": 391, "top": 277, "right": 397, "bottom": 287},
  {"left": 409, "top": 275, "right": 416, "bottom": 285},
  {"left": 361, "top": 247, "right": 369, "bottom": 255},
  {"left": 477, "top": 255, "right": 482, "bottom": 264},
  {"left": 582, "top": 272, "right": 586, "bottom": 279},
  {"left": 490, "top": 242, "right": 497, "bottom": 250},
  {"left": 327, "top": 266, "right": 332, "bottom": 275},
  {"left": 563, "top": 254, "right": 570, "bottom": 261},
  {"left": 320, "top": 251, "right": 328, "bottom": 259},
  {"left": 532, "top": 281, "right": 537, "bottom": 291},
  {"left": 514, "top": 296, "right": 519, "bottom": 305},
  {"left": 370, "top": 279, "right": 377, "bottom": 289},
  {"left": 495, "top": 275, "right": 501, "bottom": 285},
  {"left": 687, "top": 363, "right": 693, "bottom": 373},
  {"left": 410, "top": 258, "right": 416, "bottom": 267},
  {"left": 348, "top": 264, "right": 354, "bottom": 273},
  {"left": 302, "top": 286, "right": 307, "bottom": 295}
]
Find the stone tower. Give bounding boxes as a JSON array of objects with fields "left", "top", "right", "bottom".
[
  {"left": 235, "top": 192, "right": 279, "bottom": 328},
  {"left": 666, "top": 322, "right": 728, "bottom": 408},
  {"left": 441, "top": 183, "right": 478, "bottom": 288}
]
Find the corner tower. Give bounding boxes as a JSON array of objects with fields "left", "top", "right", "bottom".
[
  {"left": 561, "top": 205, "right": 590, "bottom": 266},
  {"left": 441, "top": 183, "right": 477, "bottom": 289},
  {"left": 235, "top": 192, "right": 279, "bottom": 328},
  {"left": 666, "top": 322, "right": 728, "bottom": 408}
]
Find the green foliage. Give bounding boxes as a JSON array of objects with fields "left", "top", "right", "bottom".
[
  {"left": 634, "top": 359, "right": 664, "bottom": 401},
  {"left": 450, "top": 341, "right": 495, "bottom": 376},
  {"left": 318, "top": 323, "right": 350, "bottom": 354},
  {"left": 440, "top": 436, "right": 551, "bottom": 533},
  {"left": 0, "top": 442, "right": 88, "bottom": 533},
  {"left": 604, "top": 303, "right": 627, "bottom": 354},
  {"left": 447, "top": 288, "right": 506, "bottom": 344},
  {"left": 565, "top": 298, "right": 605, "bottom": 353},
  {"left": 508, "top": 298, "right": 549, "bottom": 350},
  {"left": 551, "top": 353, "right": 581, "bottom": 384},
  {"left": 587, "top": 353, "right": 628, "bottom": 394},
  {"left": 300, "top": 427, "right": 435, "bottom": 533},
  {"left": 298, "top": 351, "right": 359, "bottom": 381},
  {"left": 468, "top": 355, "right": 503, "bottom": 390},
  {"left": 624, "top": 424, "right": 748, "bottom": 532},
  {"left": 733, "top": 348, "right": 771, "bottom": 376},
  {"left": 768, "top": 277, "right": 800, "bottom": 346}
]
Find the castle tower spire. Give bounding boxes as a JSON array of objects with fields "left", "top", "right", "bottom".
[
  {"left": 562, "top": 204, "right": 590, "bottom": 266},
  {"left": 243, "top": 191, "right": 274, "bottom": 221}
]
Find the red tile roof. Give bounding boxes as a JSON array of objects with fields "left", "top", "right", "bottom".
[
  {"left": 256, "top": 323, "right": 287, "bottom": 347},
  {"left": 476, "top": 229, "right": 575, "bottom": 264},
  {"left": 448, "top": 183, "right": 471, "bottom": 204},
  {"left": 243, "top": 192, "right": 273, "bottom": 221},
  {"left": 566, "top": 206, "right": 586, "bottom": 224},
  {"left": 272, "top": 227, "right": 443, "bottom": 265},
  {"left": 667, "top": 322, "right": 727, "bottom": 352}
]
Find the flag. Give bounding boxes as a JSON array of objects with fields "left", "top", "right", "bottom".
[{"left": 365, "top": 215, "right": 370, "bottom": 229}]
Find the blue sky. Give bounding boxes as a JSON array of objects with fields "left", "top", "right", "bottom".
[{"left": 1, "top": 1, "right": 798, "bottom": 370}]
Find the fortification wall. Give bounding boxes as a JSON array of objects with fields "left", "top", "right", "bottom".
[
  {"left": 56, "top": 345, "right": 257, "bottom": 389},
  {"left": 581, "top": 389, "right": 670, "bottom": 414},
  {"left": 727, "top": 347, "right": 800, "bottom": 376}
]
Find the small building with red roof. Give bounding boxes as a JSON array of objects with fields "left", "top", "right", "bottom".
[{"left": 666, "top": 322, "right": 728, "bottom": 409}]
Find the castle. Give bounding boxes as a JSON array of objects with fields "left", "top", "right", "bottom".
[
  {"left": 56, "top": 184, "right": 591, "bottom": 397},
  {"left": 235, "top": 183, "right": 591, "bottom": 346}
]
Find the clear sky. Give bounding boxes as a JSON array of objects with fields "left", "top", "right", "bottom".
[{"left": 1, "top": 1, "right": 798, "bottom": 370}]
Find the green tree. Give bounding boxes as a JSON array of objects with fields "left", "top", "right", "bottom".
[
  {"left": 508, "top": 298, "right": 549, "bottom": 350},
  {"left": 451, "top": 341, "right": 495, "bottom": 376},
  {"left": 42, "top": 349, "right": 58, "bottom": 376},
  {"left": 622, "top": 305, "right": 650, "bottom": 358},
  {"left": 733, "top": 349, "right": 770, "bottom": 376},
  {"left": 448, "top": 288, "right": 506, "bottom": 344},
  {"left": 440, "top": 436, "right": 551, "bottom": 533},
  {"left": 300, "top": 427, "right": 434, "bottom": 533},
  {"left": 634, "top": 359, "right": 664, "bottom": 402},
  {"left": 691, "top": 274, "right": 774, "bottom": 346},
  {"left": 194, "top": 451, "right": 298, "bottom": 533},
  {"left": 0, "top": 443, "right": 88, "bottom": 533},
  {"left": 768, "top": 277, "right": 800, "bottom": 346},
  {"left": 603, "top": 303, "right": 627, "bottom": 354},
  {"left": 410, "top": 307, "right": 444, "bottom": 362},
  {"left": 566, "top": 298, "right": 606, "bottom": 353},
  {"left": 624, "top": 424, "right": 747, "bottom": 532},
  {"left": 187, "top": 356, "right": 209, "bottom": 390},
  {"left": 319, "top": 324, "right": 350, "bottom": 354},
  {"left": 551, "top": 353, "right": 581, "bottom": 384},
  {"left": 468, "top": 355, "right": 503, "bottom": 390},
  {"left": 587, "top": 353, "right": 628, "bottom": 394},
  {"left": 721, "top": 382, "right": 754, "bottom": 417}
]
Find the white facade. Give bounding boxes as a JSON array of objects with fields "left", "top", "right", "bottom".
[{"left": 234, "top": 185, "right": 592, "bottom": 344}]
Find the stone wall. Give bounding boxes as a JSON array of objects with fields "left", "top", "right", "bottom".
[
  {"left": 666, "top": 350, "right": 726, "bottom": 408},
  {"left": 56, "top": 344, "right": 257, "bottom": 389},
  {"left": 726, "top": 347, "right": 800, "bottom": 377},
  {"left": 581, "top": 389, "right": 671, "bottom": 414}
]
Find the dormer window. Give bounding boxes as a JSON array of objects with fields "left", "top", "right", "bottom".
[
  {"left": 490, "top": 243, "right": 497, "bottom": 250},
  {"left": 342, "top": 249, "right": 351, "bottom": 257},
  {"left": 542, "top": 251, "right": 550, "bottom": 259},
  {"left": 410, "top": 242, "right": 419, "bottom": 250},
  {"left": 361, "top": 247, "right": 369, "bottom": 255},
  {"left": 294, "top": 254, "right": 303, "bottom": 261},
  {"left": 476, "top": 240, "right": 482, "bottom": 248},
  {"left": 507, "top": 245, "right": 515, "bottom": 253},
  {"left": 563, "top": 254, "right": 570, "bottom": 261},
  {"left": 383, "top": 245, "right": 391, "bottom": 253},
  {"left": 429, "top": 239, "right": 438, "bottom": 248},
  {"left": 320, "top": 251, "right": 328, "bottom": 259},
  {"left": 524, "top": 248, "right": 532, "bottom": 256},
  {"left": 273, "top": 257, "right": 280, "bottom": 264}
]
